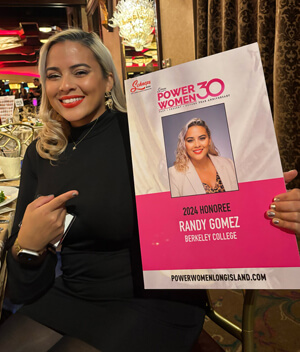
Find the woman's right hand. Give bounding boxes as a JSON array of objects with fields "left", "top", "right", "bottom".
[{"left": 15, "top": 190, "right": 78, "bottom": 253}]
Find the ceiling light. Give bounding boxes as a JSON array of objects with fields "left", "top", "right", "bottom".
[
  {"left": 109, "top": 0, "right": 155, "bottom": 51},
  {"left": 39, "top": 27, "right": 52, "bottom": 33},
  {"left": 9, "top": 83, "right": 21, "bottom": 89}
]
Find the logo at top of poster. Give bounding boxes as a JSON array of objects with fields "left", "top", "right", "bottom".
[
  {"left": 130, "top": 79, "right": 152, "bottom": 93},
  {"left": 157, "top": 78, "right": 228, "bottom": 112}
]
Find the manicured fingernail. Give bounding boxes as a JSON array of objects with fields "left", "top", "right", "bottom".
[
  {"left": 270, "top": 204, "right": 276, "bottom": 210},
  {"left": 274, "top": 197, "right": 280, "bottom": 202},
  {"left": 267, "top": 211, "right": 275, "bottom": 218},
  {"left": 72, "top": 192, "right": 78, "bottom": 197},
  {"left": 273, "top": 219, "right": 280, "bottom": 225}
]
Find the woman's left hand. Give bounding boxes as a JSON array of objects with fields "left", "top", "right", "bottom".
[{"left": 266, "top": 170, "right": 300, "bottom": 236}]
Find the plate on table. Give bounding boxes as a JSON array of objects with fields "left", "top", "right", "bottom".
[
  {"left": 0, "top": 186, "right": 19, "bottom": 207},
  {"left": 0, "top": 175, "right": 21, "bottom": 182}
]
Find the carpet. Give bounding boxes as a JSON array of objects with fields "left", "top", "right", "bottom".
[{"left": 204, "top": 289, "right": 300, "bottom": 352}]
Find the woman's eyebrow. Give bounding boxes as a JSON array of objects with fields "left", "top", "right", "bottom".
[
  {"left": 46, "top": 66, "right": 59, "bottom": 72},
  {"left": 70, "top": 63, "right": 91, "bottom": 69},
  {"left": 46, "top": 63, "right": 91, "bottom": 72},
  {"left": 186, "top": 134, "right": 206, "bottom": 139}
]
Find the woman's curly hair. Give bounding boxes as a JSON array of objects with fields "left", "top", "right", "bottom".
[
  {"left": 174, "top": 118, "right": 218, "bottom": 172},
  {"left": 36, "top": 28, "right": 127, "bottom": 161}
]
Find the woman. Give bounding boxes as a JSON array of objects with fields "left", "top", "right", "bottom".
[
  {"left": 1, "top": 29, "right": 299, "bottom": 351},
  {"left": 169, "top": 118, "right": 238, "bottom": 197},
  {"left": 1, "top": 29, "right": 206, "bottom": 352},
  {"left": 20, "top": 87, "right": 30, "bottom": 106}
]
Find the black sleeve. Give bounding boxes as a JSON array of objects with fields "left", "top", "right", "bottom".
[
  {"left": 6, "top": 251, "right": 57, "bottom": 304},
  {"left": 6, "top": 141, "right": 58, "bottom": 304}
]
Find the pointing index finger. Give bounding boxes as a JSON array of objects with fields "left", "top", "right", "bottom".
[{"left": 47, "top": 190, "right": 79, "bottom": 210}]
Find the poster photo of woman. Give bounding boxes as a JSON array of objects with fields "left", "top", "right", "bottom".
[{"left": 162, "top": 104, "right": 238, "bottom": 197}]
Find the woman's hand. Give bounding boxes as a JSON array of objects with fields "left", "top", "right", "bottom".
[
  {"left": 15, "top": 190, "right": 78, "bottom": 253},
  {"left": 266, "top": 170, "right": 300, "bottom": 236}
]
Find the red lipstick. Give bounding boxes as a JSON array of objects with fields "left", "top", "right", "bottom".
[
  {"left": 59, "top": 96, "right": 84, "bottom": 108},
  {"left": 193, "top": 149, "right": 203, "bottom": 154}
]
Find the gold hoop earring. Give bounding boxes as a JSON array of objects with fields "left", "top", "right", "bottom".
[{"left": 105, "top": 91, "right": 113, "bottom": 110}]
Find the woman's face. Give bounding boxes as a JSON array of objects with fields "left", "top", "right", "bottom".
[
  {"left": 184, "top": 125, "right": 211, "bottom": 163},
  {"left": 45, "top": 40, "right": 113, "bottom": 127}
]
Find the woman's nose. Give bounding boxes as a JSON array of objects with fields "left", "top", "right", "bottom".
[
  {"left": 59, "top": 75, "right": 75, "bottom": 92},
  {"left": 194, "top": 139, "right": 201, "bottom": 147}
]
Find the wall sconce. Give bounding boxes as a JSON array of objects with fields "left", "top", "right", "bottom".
[{"left": 109, "top": 0, "right": 155, "bottom": 51}]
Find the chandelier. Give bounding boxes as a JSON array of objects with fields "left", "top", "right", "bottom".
[{"left": 109, "top": 0, "right": 155, "bottom": 51}]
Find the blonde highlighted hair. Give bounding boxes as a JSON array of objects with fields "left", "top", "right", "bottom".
[
  {"left": 36, "top": 28, "right": 127, "bottom": 160},
  {"left": 174, "top": 118, "right": 218, "bottom": 172}
]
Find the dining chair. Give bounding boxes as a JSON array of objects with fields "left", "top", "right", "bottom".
[
  {"left": 191, "top": 289, "right": 257, "bottom": 352},
  {"left": 0, "top": 132, "right": 21, "bottom": 158},
  {"left": 205, "top": 289, "right": 257, "bottom": 352},
  {"left": 0, "top": 123, "right": 35, "bottom": 157}
]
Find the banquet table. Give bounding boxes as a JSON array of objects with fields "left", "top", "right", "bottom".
[
  {"left": 0, "top": 176, "right": 19, "bottom": 237},
  {"left": 0, "top": 176, "right": 19, "bottom": 311}
]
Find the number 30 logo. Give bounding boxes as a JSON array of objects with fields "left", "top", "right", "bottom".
[{"left": 197, "top": 78, "right": 225, "bottom": 99}]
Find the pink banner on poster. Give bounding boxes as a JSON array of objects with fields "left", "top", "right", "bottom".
[{"left": 136, "top": 178, "right": 300, "bottom": 271}]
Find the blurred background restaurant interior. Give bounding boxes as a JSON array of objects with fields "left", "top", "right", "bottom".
[{"left": 0, "top": 1, "right": 299, "bottom": 351}]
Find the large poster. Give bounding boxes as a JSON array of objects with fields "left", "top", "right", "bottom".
[
  {"left": 125, "top": 43, "right": 300, "bottom": 289},
  {"left": 0, "top": 95, "right": 15, "bottom": 124}
]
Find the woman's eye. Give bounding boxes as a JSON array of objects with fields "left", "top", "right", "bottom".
[
  {"left": 46, "top": 73, "right": 60, "bottom": 80},
  {"left": 74, "top": 70, "right": 88, "bottom": 76},
  {"left": 200, "top": 137, "right": 206, "bottom": 141},
  {"left": 186, "top": 139, "right": 194, "bottom": 143}
]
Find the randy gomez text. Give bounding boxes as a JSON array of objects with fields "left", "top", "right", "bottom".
[{"left": 179, "top": 202, "right": 240, "bottom": 242}]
